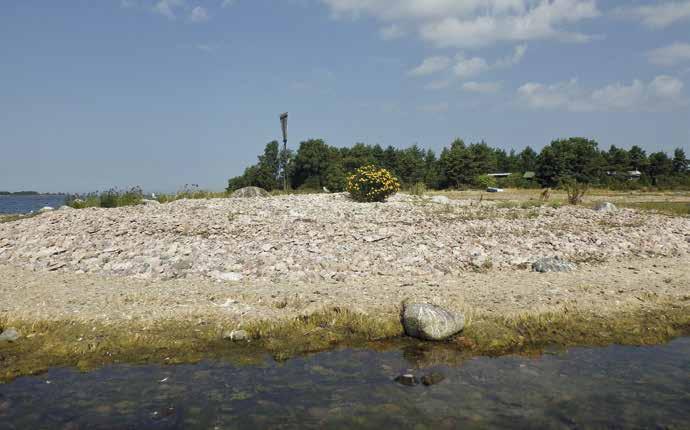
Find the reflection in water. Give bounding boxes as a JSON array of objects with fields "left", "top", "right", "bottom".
[{"left": 1, "top": 338, "right": 689, "bottom": 429}]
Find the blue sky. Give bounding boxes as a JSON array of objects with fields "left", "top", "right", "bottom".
[{"left": 1, "top": 0, "right": 689, "bottom": 192}]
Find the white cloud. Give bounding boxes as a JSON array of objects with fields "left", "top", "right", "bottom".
[
  {"left": 453, "top": 55, "right": 489, "bottom": 79},
  {"left": 221, "top": 0, "right": 235, "bottom": 7},
  {"left": 412, "top": 45, "right": 526, "bottom": 90},
  {"left": 408, "top": 56, "right": 451, "bottom": 76},
  {"left": 462, "top": 81, "right": 502, "bottom": 93},
  {"left": 648, "top": 42, "right": 690, "bottom": 67},
  {"left": 495, "top": 44, "right": 527, "bottom": 68},
  {"left": 153, "top": 0, "right": 185, "bottom": 20},
  {"left": 197, "top": 44, "right": 217, "bottom": 53},
  {"left": 418, "top": 102, "right": 449, "bottom": 113},
  {"left": 617, "top": 1, "right": 690, "bottom": 29},
  {"left": 380, "top": 24, "right": 406, "bottom": 40},
  {"left": 190, "top": 5, "right": 210, "bottom": 22},
  {"left": 424, "top": 79, "right": 452, "bottom": 90},
  {"left": 517, "top": 75, "right": 686, "bottom": 112},
  {"left": 322, "top": 0, "right": 599, "bottom": 48}
]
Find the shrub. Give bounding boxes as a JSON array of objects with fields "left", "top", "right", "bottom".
[
  {"left": 66, "top": 186, "right": 143, "bottom": 209},
  {"left": 560, "top": 178, "right": 589, "bottom": 205},
  {"left": 100, "top": 186, "right": 143, "bottom": 208},
  {"left": 475, "top": 174, "right": 497, "bottom": 189},
  {"left": 409, "top": 182, "right": 427, "bottom": 196},
  {"left": 347, "top": 165, "right": 400, "bottom": 202}
]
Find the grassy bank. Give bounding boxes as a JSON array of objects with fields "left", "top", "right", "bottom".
[
  {"left": 0, "top": 213, "right": 38, "bottom": 224},
  {"left": 2, "top": 301, "right": 689, "bottom": 383}
]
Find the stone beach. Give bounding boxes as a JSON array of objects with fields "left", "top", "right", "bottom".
[
  {"left": 1, "top": 193, "right": 688, "bottom": 284},
  {"left": 1, "top": 192, "right": 690, "bottom": 380}
]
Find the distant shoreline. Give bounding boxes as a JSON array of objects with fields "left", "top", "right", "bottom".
[{"left": 0, "top": 192, "right": 67, "bottom": 196}]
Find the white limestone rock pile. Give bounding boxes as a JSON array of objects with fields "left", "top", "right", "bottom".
[{"left": 0, "top": 194, "right": 688, "bottom": 283}]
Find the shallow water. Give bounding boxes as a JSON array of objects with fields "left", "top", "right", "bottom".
[
  {"left": 1, "top": 338, "right": 689, "bottom": 429},
  {"left": 0, "top": 195, "right": 66, "bottom": 214}
]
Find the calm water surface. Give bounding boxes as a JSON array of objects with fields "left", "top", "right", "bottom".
[
  {"left": 0, "top": 195, "right": 66, "bottom": 214},
  {"left": 1, "top": 338, "right": 689, "bottom": 429}
]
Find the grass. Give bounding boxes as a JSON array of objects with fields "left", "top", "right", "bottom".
[
  {"left": 155, "top": 184, "right": 228, "bottom": 203},
  {"left": 66, "top": 186, "right": 144, "bottom": 209},
  {"left": 0, "top": 213, "right": 39, "bottom": 223},
  {"left": 618, "top": 201, "right": 690, "bottom": 216},
  {"left": 3, "top": 300, "right": 689, "bottom": 382}
]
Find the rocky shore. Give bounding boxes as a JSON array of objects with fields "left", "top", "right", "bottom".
[{"left": 1, "top": 193, "right": 689, "bottom": 380}]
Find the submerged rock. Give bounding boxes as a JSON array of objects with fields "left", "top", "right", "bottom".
[
  {"left": 232, "top": 187, "right": 269, "bottom": 198},
  {"left": 394, "top": 374, "right": 418, "bottom": 386},
  {"left": 593, "top": 202, "right": 617, "bottom": 212},
  {"left": 0, "top": 328, "right": 20, "bottom": 342},
  {"left": 402, "top": 303, "right": 465, "bottom": 341},
  {"left": 532, "top": 257, "right": 576, "bottom": 273},
  {"left": 421, "top": 372, "right": 445, "bottom": 386}
]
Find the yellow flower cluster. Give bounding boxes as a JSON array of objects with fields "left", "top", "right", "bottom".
[{"left": 346, "top": 165, "right": 401, "bottom": 202}]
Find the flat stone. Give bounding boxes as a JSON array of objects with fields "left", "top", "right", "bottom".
[
  {"left": 210, "top": 271, "right": 243, "bottom": 282},
  {"left": 430, "top": 195, "right": 450, "bottom": 204},
  {"left": 532, "top": 257, "right": 576, "bottom": 273},
  {"left": 172, "top": 259, "right": 193, "bottom": 271},
  {"left": 37, "top": 206, "right": 54, "bottom": 213},
  {"left": 402, "top": 303, "right": 465, "bottom": 341}
]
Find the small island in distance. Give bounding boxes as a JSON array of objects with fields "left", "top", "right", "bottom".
[{"left": 0, "top": 191, "right": 65, "bottom": 196}]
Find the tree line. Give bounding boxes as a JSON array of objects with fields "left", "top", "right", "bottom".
[{"left": 227, "top": 137, "right": 689, "bottom": 192}]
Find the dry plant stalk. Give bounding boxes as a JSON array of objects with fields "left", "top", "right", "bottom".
[
  {"left": 562, "top": 181, "right": 589, "bottom": 205},
  {"left": 540, "top": 188, "right": 551, "bottom": 202}
]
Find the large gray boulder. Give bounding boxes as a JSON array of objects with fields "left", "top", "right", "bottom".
[
  {"left": 430, "top": 195, "right": 451, "bottom": 204},
  {"left": 232, "top": 187, "right": 269, "bottom": 198},
  {"left": 402, "top": 303, "right": 465, "bottom": 341},
  {"left": 593, "top": 202, "right": 617, "bottom": 212},
  {"left": 532, "top": 256, "right": 576, "bottom": 273},
  {"left": 0, "top": 328, "right": 20, "bottom": 342}
]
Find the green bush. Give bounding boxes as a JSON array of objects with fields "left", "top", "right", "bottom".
[
  {"left": 475, "top": 174, "right": 497, "bottom": 189},
  {"left": 66, "top": 186, "right": 143, "bottom": 209},
  {"left": 346, "top": 165, "right": 400, "bottom": 202}
]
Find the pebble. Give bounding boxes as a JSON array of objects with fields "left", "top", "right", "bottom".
[{"left": 223, "top": 329, "right": 249, "bottom": 341}]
